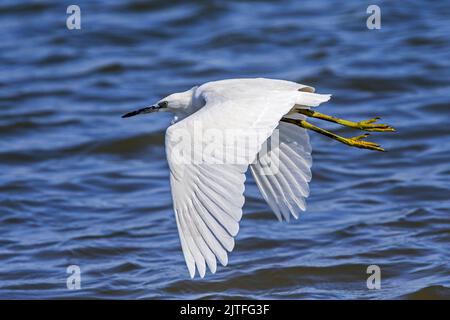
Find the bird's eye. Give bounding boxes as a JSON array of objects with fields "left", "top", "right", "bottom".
[{"left": 158, "top": 101, "right": 168, "bottom": 108}]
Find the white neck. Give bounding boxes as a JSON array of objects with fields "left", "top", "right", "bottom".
[{"left": 170, "top": 86, "right": 205, "bottom": 123}]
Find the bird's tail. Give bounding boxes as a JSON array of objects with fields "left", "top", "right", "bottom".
[{"left": 295, "top": 92, "right": 331, "bottom": 107}]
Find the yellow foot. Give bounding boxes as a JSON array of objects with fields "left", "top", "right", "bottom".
[
  {"left": 343, "top": 133, "right": 385, "bottom": 152},
  {"left": 356, "top": 117, "right": 395, "bottom": 132}
]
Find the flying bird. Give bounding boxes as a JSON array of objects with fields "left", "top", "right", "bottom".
[{"left": 122, "top": 78, "right": 394, "bottom": 278}]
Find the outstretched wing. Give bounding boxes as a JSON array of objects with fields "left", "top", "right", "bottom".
[
  {"left": 250, "top": 120, "right": 312, "bottom": 221},
  {"left": 165, "top": 78, "right": 330, "bottom": 277}
]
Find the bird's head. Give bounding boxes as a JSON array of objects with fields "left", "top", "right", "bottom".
[{"left": 121, "top": 86, "right": 198, "bottom": 119}]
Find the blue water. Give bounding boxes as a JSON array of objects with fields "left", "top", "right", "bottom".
[{"left": 0, "top": 0, "right": 449, "bottom": 299}]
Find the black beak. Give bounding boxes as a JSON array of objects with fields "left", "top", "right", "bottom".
[{"left": 121, "top": 105, "right": 159, "bottom": 118}]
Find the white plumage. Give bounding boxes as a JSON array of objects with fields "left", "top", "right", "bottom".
[
  {"left": 123, "top": 78, "right": 331, "bottom": 278},
  {"left": 167, "top": 79, "right": 329, "bottom": 277}
]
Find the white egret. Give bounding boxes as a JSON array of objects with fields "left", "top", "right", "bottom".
[{"left": 122, "top": 78, "right": 394, "bottom": 278}]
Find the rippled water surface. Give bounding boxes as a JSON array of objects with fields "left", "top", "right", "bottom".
[{"left": 0, "top": 0, "right": 449, "bottom": 299}]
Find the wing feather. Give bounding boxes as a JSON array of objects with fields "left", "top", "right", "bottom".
[{"left": 250, "top": 121, "right": 313, "bottom": 221}]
